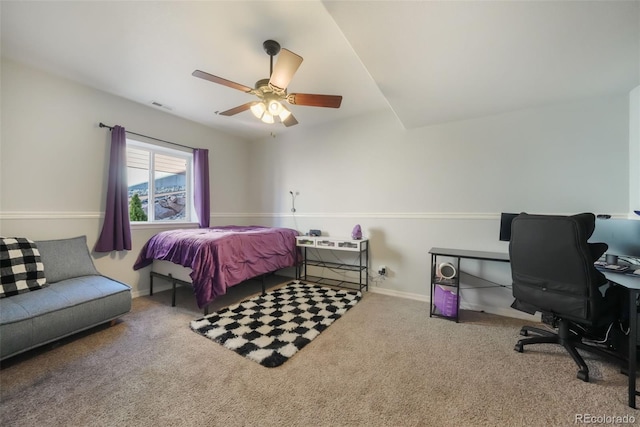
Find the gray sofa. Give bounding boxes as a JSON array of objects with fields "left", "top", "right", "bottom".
[{"left": 0, "top": 236, "right": 131, "bottom": 361}]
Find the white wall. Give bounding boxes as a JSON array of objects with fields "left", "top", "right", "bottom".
[
  {"left": 0, "top": 59, "right": 251, "bottom": 296},
  {"left": 247, "top": 94, "right": 630, "bottom": 318},
  {"left": 248, "top": 98, "right": 629, "bottom": 214}
]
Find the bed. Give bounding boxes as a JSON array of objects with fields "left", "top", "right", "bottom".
[{"left": 133, "top": 226, "right": 299, "bottom": 311}]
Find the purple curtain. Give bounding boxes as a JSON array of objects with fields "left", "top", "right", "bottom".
[
  {"left": 95, "top": 125, "right": 132, "bottom": 252},
  {"left": 193, "top": 148, "right": 210, "bottom": 228}
]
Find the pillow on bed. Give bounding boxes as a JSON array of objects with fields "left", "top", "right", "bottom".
[
  {"left": 35, "top": 236, "right": 99, "bottom": 283},
  {"left": 0, "top": 237, "right": 48, "bottom": 298}
]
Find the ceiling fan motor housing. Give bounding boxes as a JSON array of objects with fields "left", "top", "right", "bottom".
[
  {"left": 263, "top": 40, "right": 281, "bottom": 57},
  {"left": 255, "top": 78, "right": 270, "bottom": 91}
]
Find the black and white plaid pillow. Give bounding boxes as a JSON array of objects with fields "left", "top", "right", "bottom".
[{"left": 0, "top": 237, "right": 47, "bottom": 298}]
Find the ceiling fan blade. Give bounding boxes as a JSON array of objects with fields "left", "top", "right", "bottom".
[
  {"left": 282, "top": 114, "right": 298, "bottom": 127},
  {"left": 269, "top": 49, "right": 303, "bottom": 92},
  {"left": 218, "top": 102, "right": 255, "bottom": 116},
  {"left": 192, "top": 70, "right": 253, "bottom": 93},
  {"left": 287, "top": 93, "right": 342, "bottom": 108}
]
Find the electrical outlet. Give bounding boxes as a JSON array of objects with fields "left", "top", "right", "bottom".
[{"left": 378, "top": 265, "right": 387, "bottom": 276}]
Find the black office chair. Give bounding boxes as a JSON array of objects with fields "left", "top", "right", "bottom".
[{"left": 509, "top": 213, "right": 624, "bottom": 382}]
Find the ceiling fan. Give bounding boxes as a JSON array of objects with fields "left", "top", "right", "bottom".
[{"left": 192, "top": 40, "right": 342, "bottom": 127}]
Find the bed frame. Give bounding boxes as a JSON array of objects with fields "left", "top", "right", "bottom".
[{"left": 149, "top": 271, "right": 267, "bottom": 315}]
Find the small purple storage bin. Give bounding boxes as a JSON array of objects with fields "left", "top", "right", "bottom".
[{"left": 434, "top": 285, "right": 458, "bottom": 317}]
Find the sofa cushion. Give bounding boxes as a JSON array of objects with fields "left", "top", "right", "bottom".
[
  {"left": 0, "top": 275, "right": 132, "bottom": 360},
  {"left": 0, "top": 237, "right": 47, "bottom": 298},
  {"left": 0, "top": 275, "right": 131, "bottom": 324},
  {"left": 35, "top": 236, "right": 98, "bottom": 283}
]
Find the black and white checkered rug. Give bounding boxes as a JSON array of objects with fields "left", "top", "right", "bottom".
[{"left": 189, "top": 281, "right": 362, "bottom": 367}]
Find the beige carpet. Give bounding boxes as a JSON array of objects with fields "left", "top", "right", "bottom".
[{"left": 1, "top": 276, "right": 637, "bottom": 427}]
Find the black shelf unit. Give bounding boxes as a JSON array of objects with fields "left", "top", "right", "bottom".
[
  {"left": 429, "top": 253, "right": 461, "bottom": 322},
  {"left": 428, "top": 247, "right": 511, "bottom": 323}
]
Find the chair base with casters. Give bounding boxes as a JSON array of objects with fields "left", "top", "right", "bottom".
[{"left": 514, "top": 318, "right": 626, "bottom": 382}]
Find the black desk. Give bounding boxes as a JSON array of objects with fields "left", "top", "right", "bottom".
[
  {"left": 429, "top": 247, "right": 510, "bottom": 263},
  {"left": 428, "top": 247, "right": 640, "bottom": 408},
  {"left": 601, "top": 270, "right": 640, "bottom": 408}
]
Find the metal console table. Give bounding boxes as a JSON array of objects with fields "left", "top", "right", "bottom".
[{"left": 297, "top": 236, "right": 369, "bottom": 292}]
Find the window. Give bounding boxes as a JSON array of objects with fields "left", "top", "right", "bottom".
[{"left": 126, "top": 139, "right": 193, "bottom": 223}]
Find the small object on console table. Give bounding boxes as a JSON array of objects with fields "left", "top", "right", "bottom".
[{"left": 351, "top": 224, "right": 362, "bottom": 240}]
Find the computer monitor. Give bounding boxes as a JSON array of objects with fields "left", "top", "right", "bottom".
[
  {"left": 499, "top": 212, "right": 519, "bottom": 241},
  {"left": 590, "top": 218, "right": 640, "bottom": 257}
]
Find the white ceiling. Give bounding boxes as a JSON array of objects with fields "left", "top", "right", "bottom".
[{"left": 2, "top": 1, "right": 639, "bottom": 141}]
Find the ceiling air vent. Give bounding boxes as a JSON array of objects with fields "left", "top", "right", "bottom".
[{"left": 150, "top": 101, "right": 173, "bottom": 111}]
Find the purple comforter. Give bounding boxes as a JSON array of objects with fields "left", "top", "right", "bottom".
[{"left": 133, "top": 226, "right": 299, "bottom": 308}]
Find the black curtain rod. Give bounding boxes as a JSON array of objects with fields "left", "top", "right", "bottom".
[{"left": 99, "top": 122, "right": 195, "bottom": 150}]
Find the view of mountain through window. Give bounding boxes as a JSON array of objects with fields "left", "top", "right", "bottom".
[{"left": 126, "top": 140, "right": 192, "bottom": 222}]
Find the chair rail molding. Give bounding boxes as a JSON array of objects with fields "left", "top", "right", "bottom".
[
  {"left": 212, "top": 212, "right": 633, "bottom": 220},
  {"left": 0, "top": 211, "right": 632, "bottom": 221},
  {"left": 0, "top": 211, "right": 101, "bottom": 220}
]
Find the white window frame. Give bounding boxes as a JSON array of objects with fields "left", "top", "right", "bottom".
[{"left": 126, "top": 138, "right": 195, "bottom": 226}]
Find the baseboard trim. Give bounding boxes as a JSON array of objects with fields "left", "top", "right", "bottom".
[
  {"left": 369, "top": 286, "right": 430, "bottom": 302},
  {"left": 135, "top": 280, "right": 537, "bottom": 321},
  {"left": 369, "top": 286, "right": 538, "bottom": 321},
  {"left": 131, "top": 283, "right": 172, "bottom": 299}
]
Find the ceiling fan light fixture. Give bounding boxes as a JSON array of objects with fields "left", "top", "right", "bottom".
[
  {"left": 267, "top": 99, "right": 284, "bottom": 115},
  {"left": 251, "top": 99, "right": 288, "bottom": 124},
  {"left": 261, "top": 111, "right": 275, "bottom": 124},
  {"left": 278, "top": 107, "right": 292, "bottom": 121},
  {"left": 250, "top": 101, "right": 266, "bottom": 119}
]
